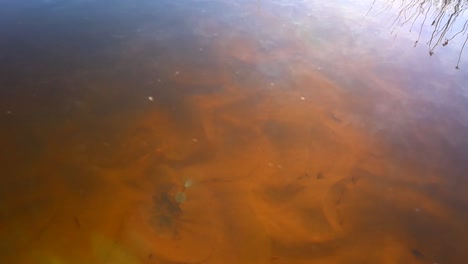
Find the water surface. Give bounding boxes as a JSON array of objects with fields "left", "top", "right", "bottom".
[{"left": 1, "top": 0, "right": 467, "bottom": 263}]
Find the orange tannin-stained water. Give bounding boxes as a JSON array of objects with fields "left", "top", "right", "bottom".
[{"left": 0, "top": 0, "right": 467, "bottom": 264}]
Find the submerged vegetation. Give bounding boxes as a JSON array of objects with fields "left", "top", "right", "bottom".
[{"left": 368, "top": 0, "right": 468, "bottom": 69}]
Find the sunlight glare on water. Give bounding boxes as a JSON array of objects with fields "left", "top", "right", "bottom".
[{"left": 0, "top": 0, "right": 467, "bottom": 263}]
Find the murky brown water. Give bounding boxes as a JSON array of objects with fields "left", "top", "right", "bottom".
[{"left": 1, "top": 0, "right": 467, "bottom": 263}]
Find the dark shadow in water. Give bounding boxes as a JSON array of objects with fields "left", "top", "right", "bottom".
[
  {"left": 150, "top": 184, "right": 183, "bottom": 237},
  {"left": 368, "top": 0, "right": 468, "bottom": 69}
]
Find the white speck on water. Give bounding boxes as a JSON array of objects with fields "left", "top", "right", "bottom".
[
  {"left": 300, "top": 96, "right": 306, "bottom": 100},
  {"left": 270, "top": 82, "right": 275, "bottom": 86},
  {"left": 6, "top": 110, "right": 12, "bottom": 115},
  {"left": 184, "top": 179, "right": 193, "bottom": 188},
  {"left": 192, "top": 138, "right": 198, "bottom": 143},
  {"left": 307, "top": 13, "right": 311, "bottom": 16},
  {"left": 148, "top": 96, "right": 153, "bottom": 101},
  {"left": 175, "top": 71, "right": 180, "bottom": 75},
  {"left": 199, "top": 47, "right": 204, "bottom": 51},
  {"left": 157, "top": 78, "right": 161, "bottom": 82},
  {"left": 317, "top": 67, "right": 322, "bottom": 71}
]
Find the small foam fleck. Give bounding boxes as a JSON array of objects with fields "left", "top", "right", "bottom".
[{"left": 184, "top": 179, "right": 193, "bottom": 188}]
